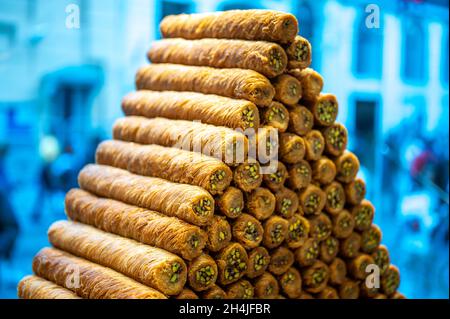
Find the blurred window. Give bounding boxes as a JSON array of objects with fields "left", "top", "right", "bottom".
[
  {"left": 443, "top": 32, "right": 448, "bottom": 84},
  {"left": 0, "top": 22, "right": 16, "bottom": 54},
  {"left": 294, "top": 2, "right": 313, "bottom": 43},
  {"left": 219, "top": 2, "right": 262, "bottom": 10},
  {"left": 156, "top": 0, "right": 194, "bottom": 38},
  {"left": 402, "top": 18, "right": 427, "bottom": 82}
]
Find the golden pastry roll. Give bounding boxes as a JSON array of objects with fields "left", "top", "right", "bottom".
[
  {"left": 298, "top": 184, "right": 326, "bottom": 216},
  {"left": 339, "top": 279, "right": 360, "bottom": 299},
  {"left": 312, "top": 156, "right": 337, "bottom": 185},
  {"left": 136, "top": 64, "right": 275, "bottom": 107},
  {"left": 288, "top": 105, "right": 314, "bottom": 136},
  {"left": 322, "top": 123, "right": 348, "bottom": 157},
  {"left": 204, "top": 215, "right": 232, "bottom": 252},
  {"left": 339, "top": 232, "right": 362, "bottom": 259},
  {"left": 255, "top": 126, "right": 279, "bottom": 163},
  {"left": 328, "top": 258, "right": 347, "bottom": 285},
  {"left": 360, "top": 280, "right": 379, "bottom": 298},
  {"left": 381, "top": 265, "right": 400, "bottom": 297},
  {"left": 263, "top": 161, "right": 288, "bottom": 192},
  {"left": 261, "top": 101, "right": 290, "bottom": 132},
  {"left": 271, "top": 74, "right": 302, "bottom": 106},
  {"left": 278, "top": 267, "right": 302, "bottom": 299},
  {"left": 351, "top": 199, "right": 375, "bottom": 231},
  {"left": 215, "top": 242, "right": 249, "bottom": 285},
  {"left": 174, "top": 288, "right": 199, "bottom": 299},
  {"left": 226, "top": 279, "right": 254, "bottom": 299},
  {"left": 18, "top": 275, "right": 81, "bottom": 299},
  {"left": 188, "top": 254, "right": 218, "bottom": 292},
  {"left": 48, "top": 221, "right": 186, "bottom": 295},
  {"left": 122, "top": 90, "right": 260, "bottom": 130},
  {"left": 262, "top": 216, "right": 289, "bottom": 249},
  {"left": 317, "top": 286, "right": 339, "bottom": 299},
  {"left": 345, "top": 178, "right": 366, "bottom": 205},
  {"left": 295, "top": 238, "right": 319, "bottom": 267},
  {"left": 113, "top": 116, "right": 248, "bottom": 166},
  {"left": 332, "top": 209, "right": 355, "bottom": 239},
  {"left": 268, "top": 246, "right": 295, "bottom": 275},
  {"left": 246, "top": 187, "right": 276, "bottom": 220},
  {"left": 160, "top": 10, "right": 298, "bottom": 44},
  {"left": 279, "top": 133, "right": 305, "bottom": 164},
  {"left": 148, "top": 38, "right": 287, "bottom": 78},
  {"left": 308, "top": 213, "right": 332, "bottom": 242},
  {"left": 286, "top": 214, "right": 310, "bottom": 249},
  {"left": 286, "top": 160, "right": 312, "bottom": 190},
  {"left": 253, "top": 272, "right": 279, "bottom": 299},
  {"left": 246, "top": 247, "right": 270, "bottom": 279},
  {"left": 274, "top": 187, "right": 299, "bottom": 218},
  {"left": 391, "top": 292, "right": 406, "bottom": 299},
  {"left": 306, "top": 93, "right": 338, "bottom": 127},
  {"left": 297, "top": 292, "right": 314, "bottom": 299},
  {"left": 348, "top": 253, "right": 375, "bottom": 280},
  {"left": 372, "top": 293, "right": 388, "bottom": 299},
  {"left": 320, "top": 236, "right": 339, "bottom": 263},
  {"left": 324, "top": 181, "right": 346, "bottom": 215},
  {"left": 233, "top": 161, "right": 262, "bottom": 192},
  {"left": 301, "top": 260, "right": 329, "bottom": 294},
  {"left": 371, "top": 245, "right": 390, "bottom": 275},
  {"left": 334, "top": 151, "right": 360, "bottom": 183},
  {"left": 304, "top": 129, "right": 325, "bottom": 161},
  {"left": 216, "top": 187, "right": 244, "bottom": 219},
  {"left": 78, "top": 164, "right": 214, "bottom": 226},
  {"left": 96, "top": 140, "right": 232, "bottom": 195},
  {"left": 285, "top": 35, "right": 312, "bottom": 69},
  {"left": 289, "top": 68, "right": 323, "bottom": 102},
  {"left": 361, "top": 224, "right": 382, "bottom": 253},
  {"left": 65, "top": 189, "right": 206, "bottom": 260},
  {"left": 232, "top": 213, "right": 264, "bottom": 250},
  {"left": 32, "top": 248, "right": 166, "bottom": 299},
  {"left": 201, "top": 285, "right": 226, "bottom": 299}
]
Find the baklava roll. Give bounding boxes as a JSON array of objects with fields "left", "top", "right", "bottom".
[
  {"left": 361, "top": 224, "right": 382, "bottom": 253},
  {"left": 348, "top": 254, "right": 375, "bottom": 280},
  {"left": 122, "top": 90, "right": 260, "bottom": 130},
  {"left": 298, "top": 184, "right": 326, "bottom": 216},
  {"left": 312, "top": 156, "right": 337, "bottom": 185},
  {"left": 255, "top": 126, "right": 279, "bottom": 163},
  {"left": 226, "top": 280, "right": 254, "bottom": 299},
  {"left": 295, "top": 238, "right": 319, "bottom": 267},
  {"left": 304, "top": 130, "right": 325, "bottom": 161},
  {"left": 278, "top": 267, "right": 302, "bottom": 298},
  {"left": 78, "top": 164, "right": 214, "bottom": 226},
  {"left": 285, "top": 35, "right": 312, "bottom": 69},
  {"left": 246, "top": 246, "right": 270, "bottom": 279},
  {"left": 113, "top": 116, "right": 248, "bottom": 166},
  {"left": 289, "top": 68, "right": 323, "bottom": 102},
  {"left": 261, "top": 101, "right": 290, "bottom": 132},
  {"left": 288, "top": 105, "right": 314, "bottom": 136},
  {"left": 216, "top": 242, "right": 249, "bottom": 285},
  {"left": 32, "top": 248, "right": 166, "bottom": 299},
  {"left": 372, "top": 293, "right": 388, "bottom": 299},
  {"left": 263, "top": 161, "right": 288, "bottom": 192},
  {"left": 201, "top": 285, "right": 227, "bottom": 299},
  {"left": 274, "top": 187, "right": 299, "bottom": 218},
  {"left": 391, "top": 292, "right": 406, "bottom": 299},
  {"left": 160, "top": 10, "right": 298, "bottom": 44},
  {"left": 188, "top": 254, "right": 218, "bottom": 292},
  {"left": 18, "top": 275, "right": 81, "bottom": 299},
  {"left": 324, "top": 181, "right": 346, "bottom": 215},
  {"left": 216, "top": 187, "right": 244, "bottom": 219},
  {"left": 286, "top": 214, "right": 310, "bottom": 249},
  {"left": 253, "top": 272, "right": 279, "bottom": 299},
  {"left": 298, "top": 292, "right": 314, "bottom": 299},
  {"left": 268, "top": 246, "right": 295, "bottom": 275},
  {"left": 345, "top": 178, "right": 366, "bottom": 205},
  {"left": 48, "top": 221, "right": 186, "bottom": 295},
  {"left": 328, "top": 258, "right": 347, "bottom": 285},
  {"left": 339, "top": 279, "right": 360, "bottom": 299},
  {"left": 246, "top": 187, "right": 276, "bottom": 220},
  {"left": 340, "top": 232, "right": 362, "bottom": 259},
  {"left": 175, "top": 289, "right": 199, "bottom": 299},
  {"left": 334, "top": 151, "right": 360, "bottom": 183},
  {"left": 205, "top": 215, "right": 232, "bottom": 252},
  {"left": 351, "top": 200, "right": 375, "bottom": 231},
  {"left": 233, "top": 161, "right": 263, "bottom": 192},
  {"left": 360, "top": 281, "right": 379, "bottom": 298},
  {"left": 232, "top": 213, "right": 264, "bottom": 250},
  {"left": 96, "top": 140, "right": 232, "bottom": 195},
  {"left": 148, "top": 38, "right": 287, "bottom": 78},
  {"left": 381, "top": 265, "right": 400, "bottom": 297},
  {"left": 306, "top": 93, "right": 338, "bottom": 127},
  {"left": 136, "top": 64, "right": 275, "bottom": 107},
  {"left": 371, "top": 245, "right": 390, "bottom": 275},
  {"left": 65, "top": 189, "right": 206, "bottom": 260},
  {"left": 308, "top": 213, "right": 332, "bottom": 242},
  {"left": 271, "top": 74, "right": 302, "bottom": 106},
  {"left": 262, "top": 216, "right": 289, "bottom": 249},
  {"left": 320, "top": 236, "right": 339, "bottom": 263},
  {"left": 317, "top": 286, "right": 339, "bottom": 299},
  {"left": 302, "top": 260, "right": 329, "bottom": 294},
  {"left": 322, "top": 123, "right": 348, "bottom": 157},
  {"left": 279, "top": 133, "right": 305, "bottom": 164},
  {"left": 286, "top": 160, "right": 312, "bottom": 190},
  {"left": 332, "top": 209, "right": 355, "bottom": 239}
]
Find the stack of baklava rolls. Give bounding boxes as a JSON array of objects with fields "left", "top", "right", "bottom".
[{"left": 18, "top": 9, "right": 403, "bottom": 299}]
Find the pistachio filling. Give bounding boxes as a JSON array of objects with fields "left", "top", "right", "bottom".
[
  {"left": 364, "top": 230, "right": 380, "bottom": 250},
  {"left": 355, "top": 206, "right": 373, "bottom": 229},
  {"left": 312, "top": 138, "right": 323, "bottom": 154},
  {"left": 273, "top": 255, "right": 289, "bottom": 267},
  {"left": 324, "top": 237, "right": 338, "bottom": 255},
  {"left": 266, "top": 105, "right": 286, "bottom": 123},
  {"left": 244, "top": 164, "right": 260, "bottom": 181},
  {"left": 218, "top": 230, "right": 227, "bottom": 242},
  {"left": 283, "top": 272, "right": 295, "bottom": 284},
  {"left": 305, "top": 242, "right": 319, "bottom": 261},
  {"left": 189, "top": 235, "right": 200, "bottom": 249},
  {"left": 339, "top": 216, "right": 351, "bottom": 230},
  {"left": 316, "top": 220, "right": 331, "bottom": 241},
  {"left": 327, "top": 186, "right": 343, "bottom": 209},
  {"left": 194, "top": 198, "right": 212, "bottom": 216},
  {"left": 289, "top": 84, "right": 298, "bottom": 97},
  {"left": 280, "top": 198, "right": 292, "bottom": 216},
  {"left": 242, "top": 284, "right": 253, "bottom": 299},
  {"left": 326, "top": 126, "right": 346, "bottom": 151},
  {"left": 354, "top": 182, "right": 365, "bottom": 200},
  {"left": 170, "top": 262, "right": 182, "bottom": 283},
  {"left": 297, "top": 164, "right": 310, "bottom": 177},
  {"left": 224, "top": 249, "right": 247, "bottom": 280},
  {"left": 311, "top": 268, "right": 326, "bottom": 286},
  {"left": 385, "top": 271, "right": 399, "bottom": 293},
  {"left": 374, "top": 250, "right": 388, "bottom": 273},
  {"left": 271, "top": 224, "right": 284, "bottom": 243},
  {"left": 295, "top": 42, "right": 309, "bottom": 62},
  {"left": 305, "top": 193, "right": 320, "bottom": 214},
  {"left": 317, "top": 100, "right": 337, "bottom": 125},
  {"left": 269, "top": 170, "right": 284, "bottom": 183},
  {"left": 345, "top": 241, "right": 356, "bottom": 257},
  {"left": 242, "top": 108, "right": 255, "bottom": 128},
  {"left": 228, "top": 206, "right": 241, "bottom": 215},
  {"left": 301, "top": 109, "right": 313, "bottom": 128},
  {"left": 289, "top": 219, "right": 305, "bottom": 240},
  {"left": 210, "top": 169, "right": 227, "bottom": 191},
  {"left": 254, "top": 253, "right": 267, "bottom": 271},
  {"left": 341, "top": 160, "right": 354, "bottom": 177},
  {"left": 195, "top": 266, "right": 215, "bottom": 285},
  {"left": 244, "top": 221, "right": 260, "bottom": 241},
  {"left": 265, "top": 285, "right": 273, "bottom": 295},
  {"left": 270, "top": 50, "right": 283, "bottom": 71}
]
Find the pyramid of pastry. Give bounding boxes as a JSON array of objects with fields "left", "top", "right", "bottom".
[{"left": 18, "top": 9, "right": 403, "bottom": 299}]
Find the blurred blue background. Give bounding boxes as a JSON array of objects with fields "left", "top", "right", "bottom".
[{"left": 0, "top": 0, "right": 448, "bottom": 299}]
